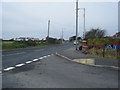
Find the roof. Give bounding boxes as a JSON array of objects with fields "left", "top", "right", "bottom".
[{"left": 113, "top": 32, "right": 120, "bottom": 38}]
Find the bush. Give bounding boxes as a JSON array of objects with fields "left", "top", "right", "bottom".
[
  {"left": 87, "top": 38, "right": 120, "bottom": 59},
  {"left": 2, "top": 41, "right": 29, "bottom": 50},
  {"left": 87, "top": 38, "right": 120, "bottom": 46}
]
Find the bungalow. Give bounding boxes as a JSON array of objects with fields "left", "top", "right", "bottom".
[{"left": 113, "top": 32, "right": 120, "bottom": 38}]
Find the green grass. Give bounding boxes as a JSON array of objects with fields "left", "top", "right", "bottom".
[
  {"left": 88, "top": 48, "right": 120, "bottom": 60},
  {"left": 2, "top": 41, "right": 57, "bottom": 50},
  {"left": 3, "top": 41, "right": 13, "bottom": 44},
  {"left": 2, "top": 41, "right": 28, "bottom": 50}
]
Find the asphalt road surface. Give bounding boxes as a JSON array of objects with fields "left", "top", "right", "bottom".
[
  {"left": 2, "top": 42, "right": 119, "bottom": 88},
  {"left": 2, "top": 42, "right": 73, "bottom": 69},
  {"left": 3, "top": 54, "right": 118, "bottom": 88}
]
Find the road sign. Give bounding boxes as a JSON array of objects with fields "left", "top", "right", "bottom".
[
  {"left": 104, "top": 44, "right": 119, "bottom": 50},
  {"left": 104, "top": 44, "right": 113, "bottom": 49},
  {"left": 113, "top": 44, "right": 119, "bottom": 50}
]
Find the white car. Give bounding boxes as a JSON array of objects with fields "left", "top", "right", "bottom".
[{"left": 74, "top": 41, "right": 79, "bottom": 45}]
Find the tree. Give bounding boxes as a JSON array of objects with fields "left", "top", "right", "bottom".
[{"left": 85, "top": 28, "right": 106, "bottom": 39}]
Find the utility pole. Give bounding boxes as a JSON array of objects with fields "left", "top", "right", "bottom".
[
  {"left": 76, "top": 0, "right": 79, "bottom": 50},
  {"left": 83, "top": 8, "right": 86, "bottom": 39},
  {"left": 48, "top": 20, "right": 50, "bottom": 38}
]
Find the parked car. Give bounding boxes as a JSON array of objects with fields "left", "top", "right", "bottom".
[{"left": 74, "top": 41, "right": 79, "bottom": 45}]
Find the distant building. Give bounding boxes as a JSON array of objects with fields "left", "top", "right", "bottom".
[
  {"left": 113, "top": 32, "right": 120, "bottom": 38},
  {"left": 15, "top": 37, "right": 39, "bottom": 41}
]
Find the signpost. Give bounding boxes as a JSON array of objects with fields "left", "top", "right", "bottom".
[
  {"left": 104, "top": 44, "right": 119, "bottom": 50},
  {"left": 103, "top": 44, "right": 119, "bottom": 57},
  {"left": 113, "top": 44, "right": 119, "bottom": 50}
]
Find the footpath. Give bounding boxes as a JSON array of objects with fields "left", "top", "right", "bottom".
[{"left": 56, "top": 47, "right": 120, "bottom": 71}]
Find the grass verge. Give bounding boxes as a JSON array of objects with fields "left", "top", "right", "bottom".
[
  {"left": 2, "top": 41, "right": 58, "bottom": 50},
  {"left": 88, "top": 48, "right": 120, "bottom": 60}
]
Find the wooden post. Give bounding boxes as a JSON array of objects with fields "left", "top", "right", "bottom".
[
  {"left": 103, "top": 45, "right": 105, "bottom": 57},
  {"left": 117, "top": 47, "right": 120, "bottom": 58}
]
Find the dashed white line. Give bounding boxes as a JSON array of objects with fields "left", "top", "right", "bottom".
[
  {"left": 25, "top": 61, "right": 32, "bottom": 64},
  {"left": 47, "top": 55, "right": 51, "bottom": 57},
  {"left": 39, "top": 54, "right": 53, "bottom": 59},
  {"left": 3, "top": 54, "right": 54, "bottom": 72},
  {"left": 43, "top": 56, "right": 47, "bottom": 58},
  {"left": 39, "top": 57, "right": 43, "bottom": 59},
  {"left": 32, "top": 59, "right": 39, "bottom": 62},
  {"left": 4, "top": 67, "right": 15, "bottom": 71},
  {"left": 15, "top": 63, "right": 25, "bottom": 67}
]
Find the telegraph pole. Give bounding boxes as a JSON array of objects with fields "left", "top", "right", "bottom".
[
  {"left": 76, "top": 0, "right": 79, "bottom": 50},
  {"left": 83, "top": 8, "right": 86, "bottom": 39},
  {"left": 48, "top": 20, "right": 50, "bottom": 38}
]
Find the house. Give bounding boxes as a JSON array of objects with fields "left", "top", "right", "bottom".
[
  {"left": 113, "top": 32, "right": 120, "bottom": 38},
  {"left": 15, "top": 37, "right": 39, "bottom": 41}
]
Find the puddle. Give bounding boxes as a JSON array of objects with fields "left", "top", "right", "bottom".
[{"left": 73, "top": 58, "right": 95, "bottom": 65}]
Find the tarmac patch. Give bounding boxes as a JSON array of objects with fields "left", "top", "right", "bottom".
[{"left": 73, "top": 58, "right": 95, "bottom": 65}]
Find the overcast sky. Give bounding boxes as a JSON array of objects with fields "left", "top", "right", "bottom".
[
  {"left": 118, "top": 1, "right": 120, "bottom": 32},
  {"left": 1, "top": 2, "right": 118, "bottom": 40}
]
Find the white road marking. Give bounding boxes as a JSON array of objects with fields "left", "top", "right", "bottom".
[
  {"left": 25, "top": 61, "right": 32, "bottom": 64},
  {"left": 4, "top": 67, "right": 15, "bottom": 71},
  {"left": 39, "top": 57, "right": 43, "bottom": 59},
  {"left": 47, "top": 55, "right": 51, "bottom": 57},
  {"left": 32, "top": 59, "right": 39, "bottom": 62},
  {"left": 43, "top": 56, "right": 47, "bottom": 58},
  {"left": 39, "top": 54, "right": 53, "bottom": 59},
  {"left": 2, "top": 54, "right": 54, "bottom": 71},
  {"left": 15, "top": 63, "right": 25, "bottom": 67},
  {"left": 2, "top": 52, "right": 26, "bottom": 57}
]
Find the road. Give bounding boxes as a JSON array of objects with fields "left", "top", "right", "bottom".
[
  {"left": 2, "top": 42, "right": 119, "bottom": 88},
  {"left": 3, "top": 54, "right": 118, "bottom": 88},
  {"left": 2, "top": 42, "right": 73, "bottom": 69}
]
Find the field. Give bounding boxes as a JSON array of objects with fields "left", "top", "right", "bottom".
[{"left": 2, "top": 41, "right": 55, "bottom": 50}]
